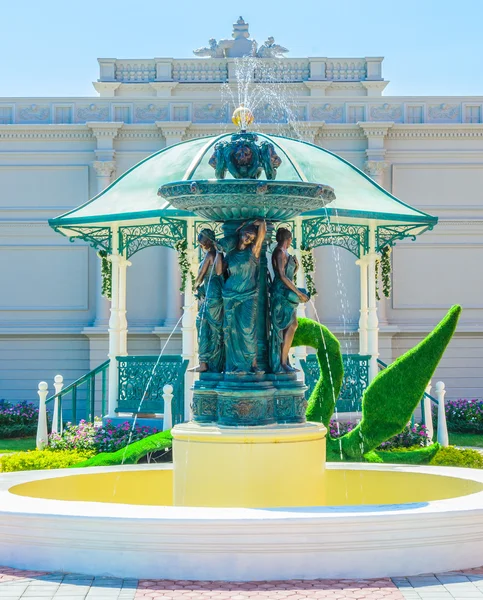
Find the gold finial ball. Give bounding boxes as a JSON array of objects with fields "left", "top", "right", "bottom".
[{"left": 232, "top": 104, "right": 254, "bottom": 130}]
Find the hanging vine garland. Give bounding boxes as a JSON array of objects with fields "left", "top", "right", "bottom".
[
  {"left": 375, "top": 245, "right": 392, "bottom": 300},
  {"left": 175, "top": 239, "right": 196, "bottom": 293},
  {"left": 301, "top": 246, "right": 317, "bottom": 297},
  {"left": 381, "top": 244, "right": 392, "bottom": 298},
  {"left": 97, "top": 250, "right": 112, "bottom": 300}
]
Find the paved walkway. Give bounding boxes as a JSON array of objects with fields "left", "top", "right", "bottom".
[{"left": 1, "top": 567, "right": 483, "bottom": 599}]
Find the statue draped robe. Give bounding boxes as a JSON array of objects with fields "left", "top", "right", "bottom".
[
  {"left": 223, "top": 247, "right": 259, "bottom": 373},
  {"left": 269, "top": 254, "right": 299, "bottom": 373},
  {"left": 196, "top": 271, "right": 225, "bottom": 372}
]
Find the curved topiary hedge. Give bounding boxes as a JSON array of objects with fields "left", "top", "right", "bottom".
[{"left": 292, "top": 318, "right": 344, "bottom": 426}]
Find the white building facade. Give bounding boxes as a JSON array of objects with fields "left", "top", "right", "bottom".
[{"left": 0, "top": 19, "right": 482, "bottom": 405}]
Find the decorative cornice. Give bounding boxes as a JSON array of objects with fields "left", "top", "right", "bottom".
[
  {"left": 155, "top": 121, "right": 191, "bottom": 140},
  {"left": 358, "top": 122, "right": 394, "bottom": 137},
  {"left": 86, "top": 121, "right": 123, "bottom": 138},
  {"left": 388, "top": 125, "right": 483, "bottom": 138},
  {"left": 0, "top": 125, "right": 92, "bottom": 140}
]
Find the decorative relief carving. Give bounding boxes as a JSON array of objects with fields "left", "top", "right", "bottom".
[
  {"left": 364, "top": 160, "right": 389, "bottom": 179},
  {"left": 92, "top": 161, "right": 116, "bottom": 178},
  {"left": 18, "top": 104, "right": 49, "bottom": 121},
  {"left": 369, "top": 103, "right": 403, "bottom": 122},
  {"left": 193, "top": 103, "right": 227, "bottom": 123},
  {"left": 311, "top": 103, "right": 343, "bottom": 123},
  {"left": 428, "top": 103, "right": 460, "bottom": 121},
  {"left": 76, "top": 104, "right": 109, "bottom": 122},
  {"left": 134, "top": 104, "right": 169, "bottom": 123}
]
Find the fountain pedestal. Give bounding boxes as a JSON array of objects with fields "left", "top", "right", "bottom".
[{"left": 172, "top": 421, "right": 327, "bottom": 508}]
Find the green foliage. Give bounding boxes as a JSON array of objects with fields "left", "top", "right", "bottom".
[
  {"left": 74, "top": 430, "right": 173, "bottom": 467},
  {"left": 448, "top": 432, "right": 483, "bottom": 448},
  {"left": 368, "top": 443, "right": 441, "bottom": 465},
  {"left": 293, "top": 318, "right": 344, "bottom": 426},
  {"left": 97, "top": 251, "right": 112, "bottom": 299},
  {"left": 430, "top": 445, "right": 483, "bottom": 469},
  {"left": 341, "top": 305, "right": 461, "bottom": 459},
  {"left": 0, "top": 424, "right": 37, "bottom": 439},
  {"left": 0, "top": 449, "right": 94, "bottom": 472},
  {"left": 0, "top": 437, "right": 36, "bottom": 454}
]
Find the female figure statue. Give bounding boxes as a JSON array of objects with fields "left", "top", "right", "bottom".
[
  {"left": 270, "top": 227, "right": 309, "bottom": 373},
  {"left": 218, "top": 219, "right": 267, "bottom": 374},
  {"left": 191, "top": 229, "right": 224, "bottom": 373}
]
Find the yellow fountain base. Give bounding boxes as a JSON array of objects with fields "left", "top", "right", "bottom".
[{"left": 172, "top": 421, "right": 327, "bottom": 508}]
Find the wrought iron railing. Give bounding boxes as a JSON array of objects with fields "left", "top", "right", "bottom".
[
  {"left": 117, "top": 355, "right": 188, "bottom": 425},
  {"left": 301, "top": 354, "right": 370, "bottom": 412},
  {"left": 45, "top": 360, "right": 109, "bottom": 428}
]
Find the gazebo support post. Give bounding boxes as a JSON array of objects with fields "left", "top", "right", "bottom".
[
  {"left": 367, "top": 223, "right": 379, "bottom": 381},
  {"left": 181, "top": 218, "right": 199, "bottom": 421},
  {"left": 357, "top": 252, "right": 369, "bottom": 358},
  {"left": 293, "top": 217, "right": 307, "bottom": 379},
  {"left": 118, "top": 254, "right": 131, "bottom": 357},
  {"left": 107, "top": 227, "right": 121, "bottom": 418}
]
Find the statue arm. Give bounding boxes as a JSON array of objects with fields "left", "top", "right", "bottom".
[
  {"left": 252, "top": 219, "right": 267, "bottom": 259},
  {"left": 194, "top": 251, "right": 214, "bottom": 289},
  {"left": 273, "top": 250, "right": 307, "bottom": 301}
]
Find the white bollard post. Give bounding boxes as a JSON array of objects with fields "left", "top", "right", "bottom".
[
  {"left": 163, "top": 384, "right": 174, "bottom": 431},
  {"left": 436, "top": 381, "right": 449, "bottom": 447},
  {"left": 36, "top": 381, "right": 49, "bottom": 450},
  {"left": 52, "top": 375, "right": 64, "bottom": 435},
  {"left": 423, "top": 380, "right": 434, "bottom": 443}
]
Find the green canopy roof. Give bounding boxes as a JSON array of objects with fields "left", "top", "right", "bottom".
[{"left": 50, "top": 132, "right": 437, "bottom": 229}]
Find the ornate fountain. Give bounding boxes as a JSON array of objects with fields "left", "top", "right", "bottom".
[{"left": 161, "top": 107, "right": 335, "bottom": 507}]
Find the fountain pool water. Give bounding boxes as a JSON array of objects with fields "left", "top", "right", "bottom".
[{"left": 2, "top": 462, "right": 483, "bottom": 580}]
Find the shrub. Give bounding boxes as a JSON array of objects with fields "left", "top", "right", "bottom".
[
  {"left": 429, "top": 445, "right": 483, "bottom": 469},
  {"left": 49, "top": 419, "right": 161, "bottom": 454},
  {"left": 0, "top": 400, "right": 39, "bottom": 438},
  {"left": 329, "top": 420, "right": 430, "bottom": 450},
  {"left": 0, "top": 449, "right": 94, "bottom": 472},
  {"left": 433, "top": 399, "right": 483, "bottom": 434}
]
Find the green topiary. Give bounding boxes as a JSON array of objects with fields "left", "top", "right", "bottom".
[
  {"left": 0, "top": 449, "right": 94, "bottom": 472},
  {"left": 340, "top": 305, "right": 461, "bottom": 459},
  {"left": 73, "top": 430, "right": 172, "bottom": 468},
  {"left": 367, "top": 443, "right": 441, "bottom": 465},
  {"left": 430, "top": 445, "right": 483, "bottom": 469},
  {"left": 292, "top": 318, "right": 344, "bottom": 426}
]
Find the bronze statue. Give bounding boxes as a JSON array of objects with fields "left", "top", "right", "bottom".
[
  {"left": 218, "top": 219, "right": 267, "bottom": 374},
  {"left": 269, "top": 227, "right": 309, "bottom": 373},
  {"left": 191, "top": 229, "right": 224, "bottom": 373}
]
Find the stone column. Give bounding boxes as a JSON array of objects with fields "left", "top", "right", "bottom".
[
  {"left": 107, "top": 227, "right": 121, "bottom": 418},
  {"left": 92, "top": 160, "right": 116, "bottom": 328},
  {"left": 356, "top": 254, "right": 369, "bottom": 356}
]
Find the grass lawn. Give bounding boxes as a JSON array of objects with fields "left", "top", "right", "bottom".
[
  {"left": 448, "top": 432, "right": 483, "bottom": 448},
  {"left": 0, "top": 437, "right": 36, "bottom": 453}
]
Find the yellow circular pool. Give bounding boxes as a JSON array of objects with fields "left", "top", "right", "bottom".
[{"left": 9, "top": 467, "right": 483, "bottom": 507}]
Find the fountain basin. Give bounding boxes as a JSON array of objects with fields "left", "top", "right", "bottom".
[{"left": 2, "top": 463, "right": 483, "bottom": 580}]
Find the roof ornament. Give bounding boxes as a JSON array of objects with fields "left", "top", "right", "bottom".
[{"left": 193, "top": 17, "right": 289, "bottom": 59}]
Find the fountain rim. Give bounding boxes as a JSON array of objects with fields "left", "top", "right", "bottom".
[{"left": 2, "top": 462, "right": 483, "bottom": 519}]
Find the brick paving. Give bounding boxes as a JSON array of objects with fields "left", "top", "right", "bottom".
[{"left": 1, "top": 566, "right": 483, "bottom": 599}]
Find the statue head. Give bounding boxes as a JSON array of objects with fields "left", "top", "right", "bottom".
[
  {"left": 276, "top": 227, "right": 292, "bottom": 247},
  {"left": 239, "top": 223, "right": 258, "bottom": 246},
  {"left": 266, "top": 36, "right": 275, "bottom": 46},
  {"left": 198, "top": 228, "right": 216, "bottom": 251}
]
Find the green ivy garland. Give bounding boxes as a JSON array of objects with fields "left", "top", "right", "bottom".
[
  {"left": 301, "top": 247, "right": 317, "bottom": 297},
  {"left": 375, "top": 245, "right": 392, "bottom": 300},
  {"left": 175, "top": 239, "right": 196, "bottom": 293},
  {"left": 97, "top": 250, "right": 112, "bottom": 300}
]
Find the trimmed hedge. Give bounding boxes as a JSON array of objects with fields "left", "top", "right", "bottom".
[
  {"left": 429, "top": 445, "right": 483, "bottom": 469},
  {"left": 292, "top": 318, "right": 344, "bottom": 426},
  {"left": 73, "top": 430, "right": 173, "bottom": 468},
  {"left": 341, "top": 305, "right": 461, "bottom": 459}
]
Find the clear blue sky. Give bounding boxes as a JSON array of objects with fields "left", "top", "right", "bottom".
[{"left": 1, "top": 0, "right": 482, "bottom": 98}]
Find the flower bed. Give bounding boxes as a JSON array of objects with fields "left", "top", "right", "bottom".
[
  {"left": 49, "top": 419, "right": 161, "bottom": 454},
  {"left": 0, "top": 401, "right": 39, "bottom": 439},
  {"left": 433, "top": 399, "right": 483, "bottom": 434},
  {"left": 329, "top": 420, "right": 430, "bottom": 450}
]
